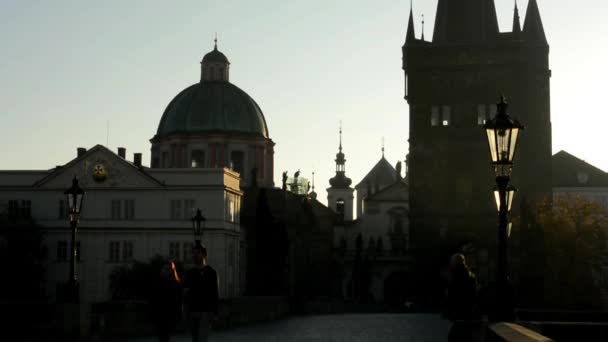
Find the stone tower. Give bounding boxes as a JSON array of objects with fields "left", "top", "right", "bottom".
[{"left": 402, "top": 0, "right": 551, "bottom": 293}]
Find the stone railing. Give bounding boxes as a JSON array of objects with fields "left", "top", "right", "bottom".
[{"left": 488, "top": 323, "right": 554, "bottom": 342}]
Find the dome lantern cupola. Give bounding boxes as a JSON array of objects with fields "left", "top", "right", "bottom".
[
  {"left": 201, "top": 37, "right": 230, "bottom": 82},
  {"left": 329, "top": 125, "right": 352, "bottom": 188}
]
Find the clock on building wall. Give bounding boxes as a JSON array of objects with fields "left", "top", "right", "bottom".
[{"left": 92, "top": 164, "right": 107, "bottom": 182}]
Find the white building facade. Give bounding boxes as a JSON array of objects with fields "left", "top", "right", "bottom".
[{"left": 0, "top": 145, "right": 243, "bottom": 302}]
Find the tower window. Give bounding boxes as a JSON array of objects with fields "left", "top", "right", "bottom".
[
  {"left": 431, "top": 105, "right": 451, "bottom": 126},
  {"left": 431, "top": 106, "right": 440, "bottom": 126},
  {"left": 336, "top": 199, "right": 345, "bottom": 221},
  {"left": 477, "top": 104, "right": 492, "bottom": 125},
  {"left": 442, "top": 105, "right": 451, "bottom": 126}
]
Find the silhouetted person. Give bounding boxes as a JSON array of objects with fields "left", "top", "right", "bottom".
[
  {"left": 183, "top": 243, "right": 219, "bottom": 342},
  {"left": 445, "top": 253, "right": 478, "bottom": 342},
  {"left": 149, "top": 259, "right": 182, "bottom": 342}
]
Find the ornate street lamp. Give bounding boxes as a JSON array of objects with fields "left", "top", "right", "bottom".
[
  {"left": 64, "top": 176, "right": 85, "bottom": 303},
  {"left": 484, "top": 96, "right": 523, "bottom": 321},
  {"left": 191, "top": 208, "right": 206, "bottom": 245}
]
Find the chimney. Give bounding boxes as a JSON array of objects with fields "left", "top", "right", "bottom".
[
  {"left": 134, "top": 153, "right": 142, "bottom": 167},
  {"left": 77, "top": 147, "right": 87, "bottom": 157},
  {"left": 118, "top": 147, "right": 126, "bottom": 158}
]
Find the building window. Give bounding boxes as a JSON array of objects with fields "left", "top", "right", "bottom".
[
  {"left": 442, "top": 105, "right": 451, "bottom": 126},
  {"left": 477, "top": 104, "right": 493, "bottom": 125},
  {"left": 184, "top": 199, "right": 195, "bottom": 219},
  {"left": 8, "top": 200, "right": 18, "bottom": 220},
  {"left": 336, "top": 199, "right": 345, "bottom": 221},
  {"left": 230, "top": 150, "right": 245, "bottom": 175},
  {"left": 404, "top": 73, "right": 409, "bottom": 98},
  {"left": 111, "top": 200, "right": 122, "bottom": 220},
  {"left": 124, "top": 200, "right": 135, "bottom": 220},
  {"left": 58, "top": 199, "right": 68, "bottom": 219},
  {"left": 57, "top": 241, "right": 68, "bottom": 262},
  {"left": 122, "top": 241, "right": 134, "bottom": 261},
  {"left": 191, "top": 150, "right": 205, "bottom": 168},
  {"left": 183, "top": 242, "right": 191, "bottom": 262},
  {"left": 21, "top": 200, "right": 31, "bottom": 218},
  {"left": 109, "top": 241, "right": 120, "bottom": 262},
  {"left": 431, "top": 105, "right": 452, "bottom": 126},
  {"left": 170, "top": 200, "right": 182, "bottom": 220},
  {"left": 169, "top": 242, "right": 181, "bottom": 261},
  {"left": 431, "top": 106, "right": 440, "bottom": 126},
  {"left": 161, "top": 151, "right": 169, "bottom": 168}
]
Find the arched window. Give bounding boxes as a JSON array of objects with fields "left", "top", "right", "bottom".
[{"left": 336, "top": 199, "right": 345, "bottom": 221}]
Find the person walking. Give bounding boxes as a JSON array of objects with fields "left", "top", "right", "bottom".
[
  {"left": 149, "top": 259, "right": 183, "bottom": 342},
  {"left": 183, "top": 243, "right": 219, "bottom": 342},
  {"left": 445, "top": 253, "right": 479, "bottom": 342}
]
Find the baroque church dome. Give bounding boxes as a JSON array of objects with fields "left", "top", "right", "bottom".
[
  {"left": 155, "top": 41, "right": 269, "bottom": 138},
  {"left": 156, "top": 82, "right": 269, "bottom": 138}
]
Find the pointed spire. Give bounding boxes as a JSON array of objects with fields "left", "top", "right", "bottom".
[
  {"left": 405, "top": 2, "right": 416, "bottom": 44},
  {"left": 381, "top": 137, "right": 385, "bottom": 158},
  {"left": 523, "top": 0, "right": 548, "bottom": 45},
  {"left": 512, "top": 1, "right": 521, "bottom": 34},
  {"left": 339, "top": 120, "right": 343, "bottom": 153},
  {"left": 421, "top": 14, "right": 425, "bottom": 41},
  {"left": 214, "top": 33, "right": 218, "bottom": 50}
]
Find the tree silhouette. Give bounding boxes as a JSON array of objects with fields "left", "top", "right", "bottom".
[{"left": 534, "top": 194, "right": 608, "bottom": 309}]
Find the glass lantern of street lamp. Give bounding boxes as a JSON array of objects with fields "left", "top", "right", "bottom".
[
  {"left": 191, "top": 209, "right": 206, "bottom": 244},
  {"left": 484, "top": 96, "right": 525, "bottom": 178},
  {"left": 493, "top": 184, "right": 517, "bottom": 212},
  {"left": 64, "top": 176, "right": 85, "bottom": 223}
]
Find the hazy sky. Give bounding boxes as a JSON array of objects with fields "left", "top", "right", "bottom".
[{"left": 1, "top": 0, "right": 607, "bottom": 204}]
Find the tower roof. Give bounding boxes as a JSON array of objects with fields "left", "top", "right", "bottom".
[
  {"left": 355, "top": 157, "right": 396, "bottom": 189},
  {"left": 432, "top": 0, "right": 499, "bottom": 44},
  {"left": 405, "top": 5, "right": 416, "bottom": 45},
  {"left": 523, "top": 0, "right": 548, "bottom": 45}
]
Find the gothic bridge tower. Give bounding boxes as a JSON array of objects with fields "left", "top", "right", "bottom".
[{"left": 402, "top": 0, "right": 551, "bottom": 295}]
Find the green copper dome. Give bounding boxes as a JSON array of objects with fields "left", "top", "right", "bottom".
[{"left": 156, "top": 81, "right": 269, "bottom": 138}]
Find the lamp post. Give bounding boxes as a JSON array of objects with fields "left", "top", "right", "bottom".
[
  {"left": 191, "top": 208, "right": 206, "bottom": 245},
  {"left": 484, "top": 96, "right": 524, "bottom": 321},
  {"left": 64, "top": 176, "right": 85, "bottom": 303}
]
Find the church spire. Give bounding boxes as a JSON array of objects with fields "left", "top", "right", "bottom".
[
  {"left": 421, "top": 14, "right": 425, "bottom": 41},
  {"left": 523, "top": 0, "right": 548, "bottom": 45},
  {"left": 512, "top": 1, "right": 521, "bottom": 34},
  {"left": 405, "top": 2, "right": 416, "bottom": 44},
  {"left": 329, "top": 123, "right": 352, "bottom": 189}
]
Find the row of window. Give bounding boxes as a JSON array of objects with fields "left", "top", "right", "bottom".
[
  {"left": 160, "top": 149, "right": 246, "bottom": 174},
  {"left": 55, "top": 240, "right": 196, "bottom": 263},
  {"left": 7, "top": 200, "right": 31, "bottom": 220},
  {"left": 56, "top": 240, "right": 81, "bottom": 262},
  {"left": 156, "top": 147, "right": 266, "bottom": 179},
  {"left": 9, "top": 198, "right": 238, "bottom": 222},
  {"left": 429, "top": 104, "right": 494, "bottom": 127}
]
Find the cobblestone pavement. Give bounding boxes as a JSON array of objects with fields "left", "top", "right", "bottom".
[{"left": 102, "top": 313, "right": 451, "bottom": 342}]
